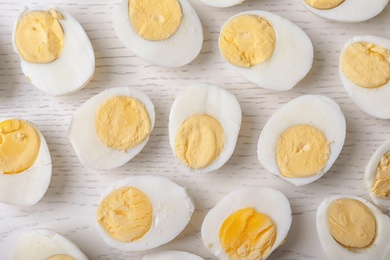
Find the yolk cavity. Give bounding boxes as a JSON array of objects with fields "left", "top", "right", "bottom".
[
  {"left": 276, "top": 125, "right": 330, "bottom": 178},
  {"left": 96, "top": 187, "right": 153, "bottom": 242},
  {"left": 175, "top": 114, "right": 224, "bottom": 169},
  {"left": 219, "top": 207, "right": 277, "bottom": 260},
  {"left": 129, "top": 0, "right": 182, "bottom": 41},
  {"left": 304, "top": 0, "right": 345, "bottom": 10},
  {"left": 327, "top": 198, "right": 376, "bottom": 249},
  {"left": 371, "top": 151, "right": 390, "bottom": 199},
  {"left": 15, "top": 10, "right": 64, "bottom": 63},
  {"left": 341, "top": 42, "right": 390, "bottom": 89},
  {"left": 0, "top": 119, "right": 40, "bottom": 174},
  {"left": 46, "top": 255, "right": 76, "bottom": 260},
  {"left": 95, "top": 96, "right": 151, "bottom": 151},
  {"left": 219, "top": 14, "right": 276, "bottom": 68}
]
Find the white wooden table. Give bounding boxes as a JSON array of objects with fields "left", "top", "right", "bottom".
[{"left": 0, "top": 0, "right": 389, "bottom": 259}]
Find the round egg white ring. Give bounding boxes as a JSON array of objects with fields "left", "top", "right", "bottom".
[
  {"left": 0, "top": 118, "right": 52, "bottom": 207},
  {"left": 365, "top": 139, "right": 390, "bottom": 209},
  {"left": 12, "top": 6, "right": 95, "bottom": 96},
  {"left": 339, "top": 35, "right": 390, "bottom": 119},
  {"left": 316, "top": 195, "right": 390, "bottom": 260},
  {"left": 168, "top": 83, "right": 242, "bottom": 174},
  {"left": 142, "top": 250, "right": 204, "bottom": 260},
  {"left": 201, "top": 187, "right": 292, "bottom": 260},
  {"left": 113, "top": 0, "right": 203, "bottom": 67},
  {"left": 95, "top": 175, "right": 194, "bottom": 252},
  {"left": 68, "top": 86, "right": 155, "bottom": 171},
  {"left": 302, "top": 0, "right": 389, "bottom": 23},
  {"left": 199, "top": 0, "right": 244, "bottom": 8},
  {"left": 257, "top": 95, "right": 346, "bottom": 186},
  {"left": 219, "top": 10, "right": 313, "bottom": 91}
]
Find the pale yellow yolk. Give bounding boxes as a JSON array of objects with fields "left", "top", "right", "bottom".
[
  {"left": 276, "top": 125, "right": 330, "bottom": 178},
  {"left": 129, "top": 0, "right": 182, "bottom": 41},
  {"left": 304, "top": 0, "right": 345, "bottom": 10},
  {"left": 219, "top": 207, "right": 277, "bottom": 260},
  {"left": 341, "top": 42, "right": 390, "bottom": 89},
  {"left": 96, "top": 187, "right": 153, "bottom": 242},
  {"left": 175, "top": 114, "right": 224, "bottom": 169},
  {"left": 15, "top": 10, "right": 64, "bottom": 63},
  {"left": 0, "top": 119, "right": 40, "bottom": 174},
  {"left": 95, "top": 96, "right": 151, "bottom": 151},
  {"left": 371, "top": 151, "right": 390, "bottom": 199},
  {"left": 219, "top": 14, "right": 276, "bottom": 68},
  {"left": 46, "top": 255, "right": 76, "bottom": 260},
  {"left": 327, "top": 198, "right": 376, "bottom": 249}
]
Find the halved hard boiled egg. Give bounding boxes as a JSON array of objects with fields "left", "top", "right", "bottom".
[
  {"left": 258, "top": 95, "right": 346, "bottom": 186},
  {"left": 317, "top": 195, "right": 390, "bottom": 260},
  {"left": 68, "top": 86, "right": 155, "bottom": 170},
  {"left": 95, "top": 175, "right": 194, "bottom": 251},
  {"left": 12, "top": 6, "right": 95, "bottom": 96},
  {"left": 0, "top": 118, "right": 51, "bottom": 206},
  {"left": 201, "top": 187, "right": 292, "bottom": 260},
  {"left": 142, "top": 250, "right": 204, "bottom": 260},
  {"left": 219, "top": 11, "right": 313, "bottom": 91},
  {"left": 302, "top": 0, "right": 389, "bottom": 22},
  {"left": 200, "top": 0, "right": 243, "bottom": 8},
  {"left": 169, "top": 83, "right": 241, "bottom": 173},
  {"left": 113, "top": 0, "right": 203, "bottom": 67},
  {"left": 339, "top": 35, "right": 390, "bottom": 119}
]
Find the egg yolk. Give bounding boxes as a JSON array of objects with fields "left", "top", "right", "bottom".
[
  {"left": 95, "top": 96, "right": 151, "bottom": 151},
  {"left": 276, "top": 125, "right": 330, "bottom": 178},
  {"left": 371, "top": 151, "right": 390, "bottom": 199},
  {"left": 304, "top": 0, "right": 345, "bottom": 10},
  {"left": 129, "top": 0, "right": 182, "bottom": 41},
  {"left": 341, "top": 42, "right": 390, "bottom": 89},
  {"left": 219, "top": 207, "right": 277, "bottom": 260},
  {"left": 0, "top": 119, "right": 40, "bottom": 174},
  {"left": 46, "top": 255, "right": 75, "bottom": 260},
  {"left": 175, "top": 114, "right": 224, "bottom": 169},
  {"left": 15, "top": 10, "right": 64, "bottom": 63},
  {"left": 219, "top": 14, "right": 276, "bottom": 68},
  {"left": 96, "top": 187, "right": 153, "bottom": 242},
  {"left": 327, "top": 198, "right": 376, "bottom": 249}
]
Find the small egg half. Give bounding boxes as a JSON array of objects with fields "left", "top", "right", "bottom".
[{"left": 142, "top": 250, "right": 204, "bottom": 260}]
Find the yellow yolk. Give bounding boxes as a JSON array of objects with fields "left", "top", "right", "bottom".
[
  {"left": 219, "top": 14, "right": 276, "bottom": 68},
  {"left": 219, "top": 207, "right": 277, "bottom": 260},
  {"left": 96, "top": 187, "right": 153, "bottom": 242},
  {"left": 327, "top": 198, "right": 376, "bottom": 249},
  {"left": 95, "top": 96, "right": 151, "bottom": 151},
  {"left": 341, "top": 42, "right": 390, "bottom": 89},
  {"left": 276, "top": 125, "right": 330, "bottom": 178},
  {"left": 175, "top": 114, "right": 224, "bottom": 169},
  {"left": 15, "top": 10, "right": 64, "bottom": 63},
  {"left": 0, "top": 119, "right": 40, "bottom": 174},
  {"left": 304, "top": 0, "right": 345, "bottom": 10},
  {"left": 371, "top": 152, "right": 390, "bottom": 199},
  {"left": 129, "top": 0, "right": 182, "bottom": 41},
  {"left": 46, "top": 255, "right": 76, "bottom": 260}
]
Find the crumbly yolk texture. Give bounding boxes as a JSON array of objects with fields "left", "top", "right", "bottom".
[
  {"left": 0, "top": 119, "right": 40, "bottom": 174},
  {"left": 96, "top": 187, "right": 153, "bottom": 242},
  {"left": 95, "top": 96, "right": 151, "bottom": 151},
  {"left": 15, "top": 10, "right": 64, "bottom": 63},
  {"left": 341, "top": 42, "right": 390, "bottom": 89},
  {"left": 129, "top": 0, "right": 182, "bottom": 41},
  {"left": 219, "top": 207, "right": 277, "bottom": 260},
  {"left": 219, "top": 15, "right": 276, "bottom": 68},
  {"left": 304, "top": 0, "right": 344, "bottom": 10},
  {"left": 276, "top": 125, "right": 330, "bottom": 178},
  {"left": 46, "top": 255, "right": 76, "bottom": 260},
  {"left": 371, "top": 151, "right": 390, "bottom": 199},
  {"left": 175, "top": 114, "right": 224, "bottom": 169},
  {"left": 327, "top": 198, "right": 376, "bottom": 249}
]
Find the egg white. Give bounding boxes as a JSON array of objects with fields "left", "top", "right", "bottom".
[
  {"left": 96, "top": 175, "right": 194, "bottom": 252},
  {"left": 257, "top": 95, "right": 346, "bottom": 186},
  {"left": 339, "top": 35, "right": 390, "bottom": 119},
  {"left": 68, "top": 87, "right": 155, "bottom": 170},
  {"left": 219, "top": 11, "right": 313, "bottom": 91},
  {"left": 142, "top": 250, "right": 204, "bottom": 260},
  {"left": 113, "top": 0, "right": 203, "bottom": 67},
  {"left": 316, "top": 195, "right": 390, "bottom": 260},
  {"left": 201, "top": 187, "right": 292, "bottom": 260},
  {"left": 200, "top": 0, "right": 244, "bottom": 8},
  {"left": 169, "top": 83, "right": 242, "bottom": 173},
  {"left": 12, "top": 6, "right": 95, "bottom": 96}
]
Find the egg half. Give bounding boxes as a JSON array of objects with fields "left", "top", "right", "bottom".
[
  {"left": 200, "top": 0, "right": 244, "bottom": 8},
  {"left": 12, "top": 6, "right": 95, "bottom": 96},
  {"left": 142, "top": 250, "right": 204, "bottom": 260}
]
